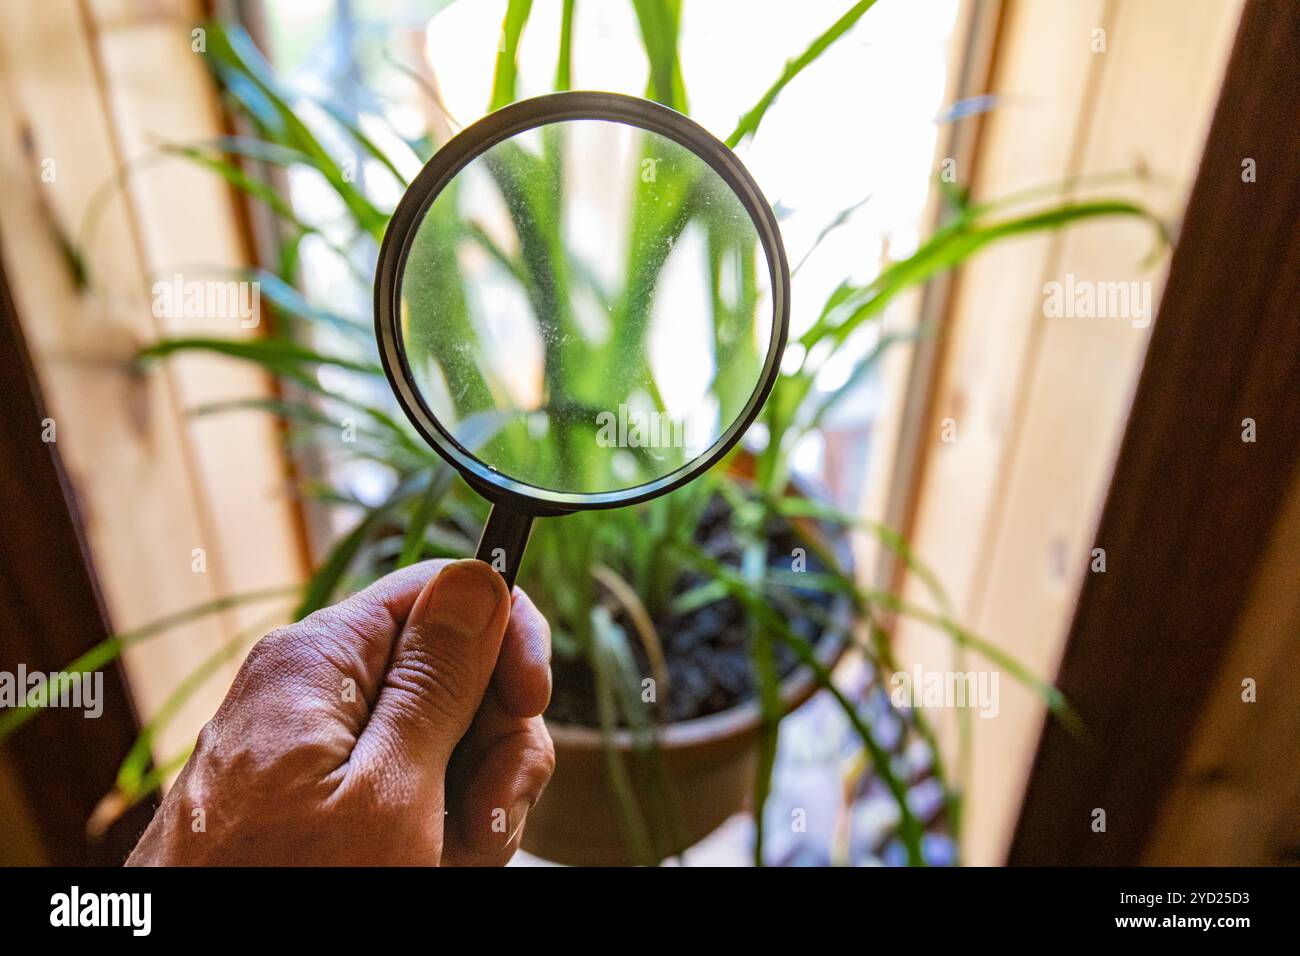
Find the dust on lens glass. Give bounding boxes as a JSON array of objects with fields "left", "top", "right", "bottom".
[{"left": 398, "top": 119, "right": 774, "bottom": 496}]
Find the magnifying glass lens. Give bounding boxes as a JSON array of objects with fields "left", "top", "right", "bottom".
[{"left": 396, "top": 118, "right": 775, "bottom": 497}]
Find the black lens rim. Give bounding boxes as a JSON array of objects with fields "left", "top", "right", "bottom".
[{"left": 374, "top": 90, "right": 789, "bottom": 512}]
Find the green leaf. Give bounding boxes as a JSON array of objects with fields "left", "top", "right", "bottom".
[
  {"left": 153, "top": 264, "right": 369, "bottom": 341},
  {"left": 804, "top": 329, "right": 919, "bottom": 433},
  {"left": 136, "top": 336, "right": 383, "bottom": 379},
  {"left": 726, "top": 0, "right": 880, "bottom": 148},
  {"left": 670, "top": 538, "right": 927, "bottom": 865},
  {"left": 202, "top": 21, "right": 390, "bottom": 239},
  {"left": 110, "top": 744, "right": 195, "bottom": 813},
  {"left": 188, "top": 397, "right": 427, "bottom": 467},
  {"left": 801, "top": 199, "right": 1165, "bottom": 350},
  {"left": 296, "top": 410, "right": 504, "bottom": 614},
  {"left": 295, "top": 469, "right": 434, "bottom": 617},
  {"left": 863, "top": 588, "right": 1083, "bottom": 737},
  {"left": 632, "top": 0, "right": 688, "bottom": 111},
  {"left": 554, "top": 0, "right": 575, "bottom": 91},
  {"left": 160, "top": 144, "right": 310, "bottom": 232},
  {"left": 316, "top": 99, "right": 409, "bottom": 188},
  {"left": 489, "top": 0, "right": 535, "bottom": 110},
  {"left": 741, "top": 539, "right": 781, "bottom": 867},
  {"left": 397, "top": 467, "right": 458, "bottom": 568},
  {"left": 0, "top": 587, "right": 294, "bottom": 739},
  {"left": 160, "top": 135, "right": 314, "bottom": 170},
  {"left": 791, "top": 193, "right": 873, "bottom": 276},
  {"left": 589, "top": 607, "right": 657, "bottom": 865}
]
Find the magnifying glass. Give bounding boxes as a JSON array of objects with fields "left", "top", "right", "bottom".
[{"left": 375, "top": 91, "right": 788, "bottom": 589}]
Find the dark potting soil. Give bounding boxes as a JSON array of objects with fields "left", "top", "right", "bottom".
[{"left": 546, "top": 493, "right": 840, "bottom": 728}]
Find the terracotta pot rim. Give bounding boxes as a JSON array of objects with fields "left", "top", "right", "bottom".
[{"left": 545, "top": 625, "right": 846, "bottom": 752}]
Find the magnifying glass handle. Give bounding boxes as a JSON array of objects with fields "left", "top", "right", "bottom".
[{"left": 474, "top": 502, "right": 534, "bottom": 591}]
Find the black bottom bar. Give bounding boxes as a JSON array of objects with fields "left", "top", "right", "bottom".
[{"left": 0, "top": 865, "right": 1281, "bottom": 939}]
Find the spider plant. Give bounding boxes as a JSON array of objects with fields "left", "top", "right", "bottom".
[{"left": 1, "top": 0, "right": 1161, "bottom": 866}]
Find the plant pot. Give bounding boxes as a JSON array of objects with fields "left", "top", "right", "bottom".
[{"left": 521, "top": 501, "right": 850, "bottom": 866}]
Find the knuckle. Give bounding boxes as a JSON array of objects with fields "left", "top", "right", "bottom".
[
  {"left": 294, "top": 601, "right": 393, "bottom": 678},
  {"left": 197, "top": 719, "right": 336, "bottom": 797},
  {"left": 239, "top": 627, "right": 298, "bottom": 682},
  {"left": 298, "top": 603, "right": 347, "bottom": 634},
  {"left": 240, "top": 624, "right": 336, "bottom": 692},
  {"left": 520, "top": 724, "right": 557, "bottom": 782},
  {"left": 256, "top": 624, "right": 299, "bottom": 653},
  {"left": 533, "top": 730, "right": 557, "bottom": 781},
  {"left": 192, "top": 717, "right": 222, "bottom": 761}
]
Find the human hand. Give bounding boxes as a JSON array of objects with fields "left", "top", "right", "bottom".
[{"left": 127, "top": 559, "right": 554, "bottom": 866}]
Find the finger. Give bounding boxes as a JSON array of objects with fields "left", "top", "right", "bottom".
[
  {"left": 356, "top": 559, "right": 511, "bottom": 775},
  {"left": 490, "top": 588, "right": 552, "bottom": 719},
  {"left": 443, "top": 700, "right": 555, "bottom": 867}
]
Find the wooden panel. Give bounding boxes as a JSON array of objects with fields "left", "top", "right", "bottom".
[
  {"left": 858, "top": 0, "right": 1003, "bottom": 586},
  {"left": 892, "top": 0, "right": 1107, "bottom": 605},
  {"left": 0, "top": 0, "right": 307, "bottom": 775},
  {"left": 0, "top": 0, "right": 225, "bottom": 765},
  {"left": 890, "top": 0, "right": 1109, "bottom": 756},
  {"left": 965, "top": 0, "right": 1242, "bottom": 865},
  {"left": 1010, "top": 0, "right": 1300, "bottom": 865},
  {"left": 887, "top": 0, "right": 1111, "bottom": 829},
  {"left": 0, "top": 749, "right": 46, "bottom": 864},
  {"left": 1143, "top": 462, "right": 1300, "bottom": 865},
  {"left": 889, "top": 0, "right": 1243, "bottom": 864},
  {"left": 0, "top": 253, "right": 153, "bottom": 864},
  {"left": 84, "top": 0, "right": 308, "bottom": 641}
]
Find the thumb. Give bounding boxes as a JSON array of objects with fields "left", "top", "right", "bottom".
[{"left": 359, "top": 559, "right": 511, "bottom": 775}]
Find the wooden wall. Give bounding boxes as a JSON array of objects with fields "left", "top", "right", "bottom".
[
  {"left": 1009, "top": 0, "right": 1300, "bottom": 865},
  {"left": 1144, "top": 466, "right": 1300, "bottom": 865},
  {"left": 0, "top": 0, "right": 308, "bottom": 780},
  {"left": 879, "top": 0, "right": 1244, "bottom": 864}
]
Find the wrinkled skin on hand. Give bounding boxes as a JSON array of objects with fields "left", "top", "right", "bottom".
[{"left": 128, "top": 559, "right": 554, "bottom": 866}]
